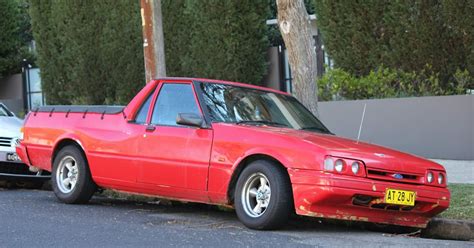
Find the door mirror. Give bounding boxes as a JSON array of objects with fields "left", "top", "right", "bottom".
[{"left": 176, "top": 113, "right": 204, "bottom": 128}]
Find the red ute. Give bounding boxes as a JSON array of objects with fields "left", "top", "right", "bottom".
[{"left": 17, "top": 78, "right": 450, "bottom": 229}]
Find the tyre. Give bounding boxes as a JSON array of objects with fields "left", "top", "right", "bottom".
[
  {"left": 52, "top": 145, "right": 96, "bottom": 204},
  {"left": 234, "top": 160, "right": 293, "bottom": 230}
]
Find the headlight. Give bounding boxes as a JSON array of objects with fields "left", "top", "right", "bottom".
[
  {"left": 438, "top": 173, "right": 444, "bottom": 184},
  {"left": 324, "top": 157, "right": 334, "bottom": 171},
  {"left": 427, "top": 172, "right": 434, "bottom": 183},
  {"left": 335, "top": 159, "right": 344, "bottom": 172},
  {"left": 323, "top": 156, "right": 366, "bottom": 177},
  {"left": 351, "top": 162, "right": 360, "bottom": 174}
]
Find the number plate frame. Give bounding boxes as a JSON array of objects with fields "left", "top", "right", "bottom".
[
  {"left": 384, "top": 188, "right": 416, "bottom": 206},
  {"left": 6, "top": 153, "right": 20, "bottom": 162}
]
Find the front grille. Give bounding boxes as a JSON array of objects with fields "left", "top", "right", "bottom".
[
  {"left": 367, "top": 168, "right": 422, "bottom": 184},
  {"left": 352, "top": 195, "right": 416, "bottom": 212},
  {"left": 370, "top": 203, "right": 415, "bottom": 211},
  {"left": 0, "top": 137, "right": 12, "bottom": 147}
]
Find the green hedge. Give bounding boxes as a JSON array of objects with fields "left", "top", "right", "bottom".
[
  {"left": 314, "top": 0, "right": 473, "bottom": 89},
  {"left": 30, "top": 1, "right": 145, "bottom": 105},
  {"left": 163, "top": 0, "right": 269, "bottom": 85},
  {"left": 0, "top": 0, "right": 34, "bottom": 78},
  {"left": 30, "top": 0, "right": 270, "bottom": 105},
  {"left": 319, "top": 66, "right": 471, "bottom": 101}
]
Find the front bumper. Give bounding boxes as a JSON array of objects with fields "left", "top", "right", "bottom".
[{"left": 289, "top": 169, "right": 450, "bottom": 228}]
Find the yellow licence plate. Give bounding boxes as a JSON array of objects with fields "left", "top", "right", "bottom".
[{"left": 385, "top": 188, "right": 416, "bottom": 206}]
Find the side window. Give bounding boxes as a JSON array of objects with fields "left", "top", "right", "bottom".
[
  {"left": 151, "top": 83, "right": 200, "bottom": 126},
  {"left": 134, "top": 92, "right": 154, "bottom": 124}
]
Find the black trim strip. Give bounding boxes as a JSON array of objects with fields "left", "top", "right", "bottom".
[
  {"left": 193, "top": 81, "right": 213, "bottom": 128},
  {"left": 36, "top": 105, "right": 125, "bottom": 115}
]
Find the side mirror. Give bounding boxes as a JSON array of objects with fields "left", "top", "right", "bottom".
[{"left": 176, "top": 113, "right": 204, "bottom": 128}]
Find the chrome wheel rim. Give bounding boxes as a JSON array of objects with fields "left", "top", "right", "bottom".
[
  {"left": 56, "top": 156, "right": 79, "bottom": 194},
  {"left": 241, "top": 173, "right": 271, "bottom": 218}
]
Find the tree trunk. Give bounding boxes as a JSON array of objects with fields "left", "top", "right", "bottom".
[
  {"left": 140, "top": 0, "right": 166, "bottom": 82},
  {"left": 277, "top": 0, "right": 319, "bottom": 116}
]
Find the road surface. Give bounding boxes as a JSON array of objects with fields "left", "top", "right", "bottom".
[{"left": 0, "top": 188, "right": 471, "bottom": 247}]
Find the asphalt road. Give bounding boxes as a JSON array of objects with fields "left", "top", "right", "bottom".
[{"left": 0, "top": 188, "right": 472, "bottom": 248}]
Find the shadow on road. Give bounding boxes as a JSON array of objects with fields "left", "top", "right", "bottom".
[{"left": 0, "top": 185, "right": 420, "bottom": 235}]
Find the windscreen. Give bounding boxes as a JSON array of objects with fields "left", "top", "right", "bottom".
[
  {"left": 0, "top": 105, "right": 13, "bottom": 117},
  {"left": 199, "top": 83, "right": 331, "bottom": 134}
]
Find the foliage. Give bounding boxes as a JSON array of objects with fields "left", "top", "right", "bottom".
[
  {"left": 319, "top": 66, "right": 471, "bottom": 101},
  {"left": 314, "top": 0, "right": 474, "bottom": 91},
  {"left": 29, "top": 1, "right": 144, "bottom": 105},
  {"left": 162, "top": 0, "right": 269, "bottom": 85},
  {"left": 0, "top": 0, "right": 18, "bottom": 77},
  {"left": 162, "top": 0, "right": 189, "bottom": 77},
  {"left": 0, "top": 0, "right": 33, "bottom": 78}
]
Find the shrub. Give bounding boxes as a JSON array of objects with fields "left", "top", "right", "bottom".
[
  {"left": 314, "top": 0, "right": 473, "bottom": 85},
  {"left": 0, "top": 0, "right": 33, "bottom": 78},
  {"left": 29, "top": 1, "right": 144, "bottom": 105},
  {"left": 163, "top": 0, "right": 269, "bottom": 85},
  {"left": 319, "top": 66, "right": 472, "bottom": 101}
]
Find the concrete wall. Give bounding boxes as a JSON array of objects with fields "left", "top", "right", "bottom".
[
  {"left": 0, "top": 73, "right": 23, "bottom": 99},
  {"left": 318, "top": 95, "right": 474, "bottom": 160},
  {"left": 1, "top": 99, "right": 24, "bottom": 116},
  {"left": 261, "top": 47, "right": 282, "bottom": 90},
  {"left": 0, "top": 73, "right": 24, "bottom": 115}
]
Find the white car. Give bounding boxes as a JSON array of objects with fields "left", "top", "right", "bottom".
[{"left": 0, "top": 103, "right": 50, "bottom": 187}]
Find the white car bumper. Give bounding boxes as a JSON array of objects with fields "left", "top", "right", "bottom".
[{"left": 0, "top": 150, "right": 22, "bottom": 163}]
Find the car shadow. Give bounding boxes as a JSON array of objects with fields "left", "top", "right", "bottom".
[
  {"left": 86, "top": 193, "right": 400, "bottom": 235},
  {"left": 1, "top": 186, "right": 419, "bottom": 236}
]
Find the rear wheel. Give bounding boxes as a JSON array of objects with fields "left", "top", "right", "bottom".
[
  {"left": 52, "top": 145, "right": 96, "bottom": 204},
  {"left": 234, "top": 160, "right": 293, "bottom": 230}
]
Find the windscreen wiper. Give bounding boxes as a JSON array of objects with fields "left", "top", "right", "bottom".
[{"left": 236, "top": 120, "right": 288, "bottom": 127}]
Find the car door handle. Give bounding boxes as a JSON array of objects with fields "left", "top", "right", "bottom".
[{"left": 145, "top": 125, "right": 156, "bottom": 132}]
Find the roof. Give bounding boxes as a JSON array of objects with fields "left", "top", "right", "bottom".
[{"left": 153, "top": 77, "right": 291, "bottom": 95}]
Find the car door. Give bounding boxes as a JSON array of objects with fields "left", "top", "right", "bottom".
[{"left": 137, "top": 82, "right": 213, "bottom": 191}]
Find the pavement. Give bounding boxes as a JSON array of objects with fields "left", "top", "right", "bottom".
[
  {"left": 0, "top": 188, "right": 472, "bottom": 247},
  {"left": 430, "top": 159, "right": 474, "bottom": 184}
]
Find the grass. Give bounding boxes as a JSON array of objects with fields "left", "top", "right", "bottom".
[{"left": 439, "top": 183, "right": 474, "bottom": 221}]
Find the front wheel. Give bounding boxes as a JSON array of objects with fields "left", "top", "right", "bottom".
[
  {"left": 234, "top": 160, "right": 293, "bottom": 230},
  {"left": 52, "top": 145, "right": 96, "bottom": 204}
]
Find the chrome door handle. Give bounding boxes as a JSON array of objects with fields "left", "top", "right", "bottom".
[{"left": 145, "top": 125, "right": 156, "bottom": 132}]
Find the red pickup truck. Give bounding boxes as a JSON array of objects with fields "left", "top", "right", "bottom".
[{"left": 17, "top": 78, "right": 450, "bottom": 230}]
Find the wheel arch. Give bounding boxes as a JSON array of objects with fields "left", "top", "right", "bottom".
[
  {"left": 52, "top": 138, "right": 87, "bottom": 168},
  {"left": 226, "top": 153, "right": 292, "bottom": 204}
]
